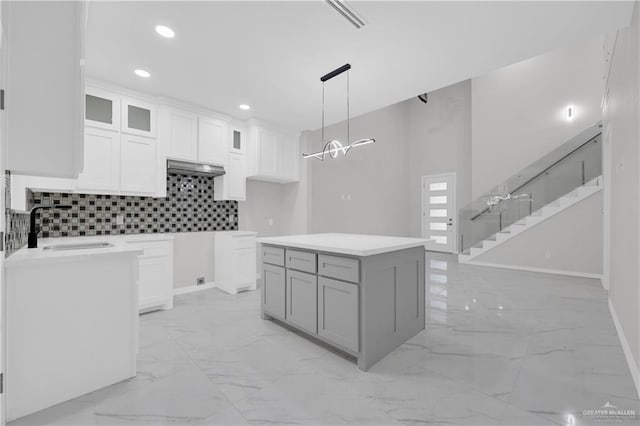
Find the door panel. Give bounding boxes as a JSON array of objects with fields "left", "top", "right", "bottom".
[
  {"left": 317, "top": 277, "right": 359, "bottom": 352},
  {"left": 286, "top": 270, "right": 317, "bottom": 334},
  {"left": 77, "top": 128, "right": 120, "bottom": 192},
  {"left": 198, "top": 117, "right": 227, "bottom": 166},
  {"left": 262, "top": 263, "right": 285, "bottom": 319},
  {"left": 422, "top": 173, "right": 456, "bottom": 253},
  {"left": 121, "top": 135, "right": 157, "bottom": 194}
]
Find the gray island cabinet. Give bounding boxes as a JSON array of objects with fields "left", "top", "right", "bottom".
[{"left": 257, "top": 233, "right": 428, "bottom": 371}]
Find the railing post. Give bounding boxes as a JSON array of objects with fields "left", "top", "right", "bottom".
[
  {"left": 499, "top": 212, "right": 503, "bottom": 231},
  {"left": 581, "top": 160, "right": 586, "bottom": 185}
]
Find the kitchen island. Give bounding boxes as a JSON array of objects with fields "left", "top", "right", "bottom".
[{"left": 256, "top": 233, "right": 429, "bottom": 371}]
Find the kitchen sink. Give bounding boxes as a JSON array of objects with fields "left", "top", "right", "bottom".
[{"left": 42, "top": 242, "right": 114, "bottom": 251}]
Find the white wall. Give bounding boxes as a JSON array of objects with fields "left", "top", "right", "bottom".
[
  {"left": 474, "top": 192, "right": 603, "bottom": 276},
  {"left": 407, "top": 81, "right": 472, "bottom": 241},
  {"left": 306, "top": 101, "right": 412, "bottom": 237},
  {"left": 603, "top": 1, "right": 640, "bottom": 395},
  {"left": 303, "top": 81, "right": 472, "bottom": 239},
  {"left": 471, "top": 36, "right": 604, "bottom": 198}
]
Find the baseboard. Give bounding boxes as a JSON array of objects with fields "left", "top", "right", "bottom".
[
  {"left": 465, "top": 260, "right": 603, "bottom": 280},
  {"left": 609, "top": 298, "right": 640, "bottom": 398},
  {"left": 173, "top": 281, "right": 217, "bottom": 296}
]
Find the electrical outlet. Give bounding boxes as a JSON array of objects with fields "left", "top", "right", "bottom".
[{"left": 196, "top": 277, "right": 205, "bottom": 286}]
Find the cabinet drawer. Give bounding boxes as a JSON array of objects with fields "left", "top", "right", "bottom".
[
  {"left": 318, "top": 254, "right": 360, "bottom": 283},
  {"left": 127, "top": 241, "right": 170, "bottom": 258},
  {"left": 262, "top": 245, "right": 284, "bottom": 266},
  {"left": 233, "top": 235, "right": 256, "bottom": 249},
  {"left": 285, "top": 249, "right": 316, "bottom": 274}
]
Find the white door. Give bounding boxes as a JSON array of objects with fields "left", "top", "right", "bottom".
[
  {"left": 120, "top": 134, "right": 157, "bottom": 195},
  {"left": 77, "top": 128, "right": 120, "bottom": 192},
  {"left": 422, "top": 173, "right": 456, "bottom": 253},
  {"left": 198, "top": 116, "right": 227, "bottom": 166}
]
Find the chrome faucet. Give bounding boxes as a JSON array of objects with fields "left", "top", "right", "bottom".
[{"left": 28, "top": 205, "right": 72, "bottom": 248}]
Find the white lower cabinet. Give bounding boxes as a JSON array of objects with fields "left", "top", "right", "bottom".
[
  {"left": 126, "top": 238, "right": 174, "bottom": 312},
  {"left": 120, "top": 134, "right": 158, "bottom": 195},
  {"left": 77, "top": 128, "right": 121, "bottom": 193},
  {"left": 317, "top": 277, "right": 359, "bottom": 353},
  {"left": 214, "top": 231, "right": 257, "bottom": 294}
]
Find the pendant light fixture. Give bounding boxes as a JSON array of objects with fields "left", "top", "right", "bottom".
[{"left": 302, "top": 63, "right": 375, "bottom": 160}]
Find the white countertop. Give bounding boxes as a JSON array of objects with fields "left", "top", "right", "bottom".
[
  {"left": 5, "top": 233, "right": 176, "bottom": 267},
  {"left": 256, "top": 233, "right": 430, "bottom": 256},
  {"left": 6, "top": 240, "right": 143, "bottom": 268}
]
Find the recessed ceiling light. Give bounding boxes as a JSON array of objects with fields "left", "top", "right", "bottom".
[
  {"left": 134, "top": 69, "right": 151, "bottom": 78},
  {"left": 239, "top": 104, "right": 251, "bottom": 110},
  {"left": 155, "top": 25, "right": 175, "bottom": 39}
]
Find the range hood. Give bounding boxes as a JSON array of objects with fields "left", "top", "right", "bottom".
[{"left": 166, "top": 159, "right": 225, "bottom": 177}]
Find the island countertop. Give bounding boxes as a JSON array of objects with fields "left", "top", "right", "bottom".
[{"left": 256, "top": 233, "right": 430, "bottom": 257}]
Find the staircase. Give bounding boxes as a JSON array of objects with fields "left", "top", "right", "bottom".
[
  {"left": 457, "top": 122, "right": 603, "bottom": 264},
  {"left": 459, "top": 175, "right": 602, "bottom": 263}
]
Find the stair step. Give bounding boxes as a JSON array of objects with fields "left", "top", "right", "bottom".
[{"left": 463, "top": 175, "right": 603, "bottom": 262}]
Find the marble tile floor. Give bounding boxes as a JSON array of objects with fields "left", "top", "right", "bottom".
[{"left": 10, "top": 253, "right": 639, "bottom": 426}]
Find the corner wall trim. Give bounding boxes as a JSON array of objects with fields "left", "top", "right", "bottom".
[
  {"left": 464, "top": 260, "right": 603, "bottom": 280},
  {"left": 173, "top": 282, "right": 217, "bottom": 296},
  {"left": 609, "top": 298, "right": 640, "bottom": 398}
]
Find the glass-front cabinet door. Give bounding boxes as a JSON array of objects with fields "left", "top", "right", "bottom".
[
  {"left": 85, "top": 87, "right": 120, "bottom": 131},
  {"left": 230, "top": 126, "right": 246, "bottom": 154},
  {"left": 121, "top": 96, "right": 156, "bottom": 138}
]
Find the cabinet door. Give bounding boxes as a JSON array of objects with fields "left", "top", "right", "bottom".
[
  {"left": 317, "top": 277, "right": 359, "bottom": 353},
  {"left": 121, "top": 134, "right": 157, "bottom": 195},
  {"left": 166, "top": 109, "right": 198, "bottom": 161},
  {"left": 230, "top": 126, "right": 246, "bottom": 154},
  {"left": 286, "top": 270, "right": 317, "bottom": 334},
  {"left": 236, "top": 246, "right": 257, "bottom": 288},
  {"left": 256, "top": 128, "right": 278, "bottom": 177},
  {"left": 122, "top": 96, "right": 156, "bottom": 138},
  {"left": 77, "top": 128, "right": 120, "bottom": 192},
  {"left": 138, "top": 256, "right": 171, "bottom": 311},
  {"left": 198, "top": 116, "right": 228, "bottom": 166},
  {"left": 278, "top": 134, "right": 299, "bottom": 182},
  {"left": 262, "top": 263, "right": 285, "bottom": 319},
  {"left": 85, "top": 87, "right": 120, "bottom": 131},
  {"left": 228, "top": 152, "right": 246, "bottom": 200}
]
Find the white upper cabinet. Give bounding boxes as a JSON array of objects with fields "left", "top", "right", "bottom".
[
  {"left": 247, "top": 124, "right": 299, "bottom": 183},
  {"left": 121, "top": 96, "right": 156, "bottom": 138},
  {"left": 120, "top": 134, "right": 157, "bottom": 195},
  {"left": 6, "top": 1, "right": 85, "bottom": 178},
  {"left": 214, "top": 152, "right": 246, "bottom": 201},
  {"left": 279, "top": 134, "right": 300, "bottom": 181},
  {"left": 198, "top": 116, "right": 228, "bottom": 166},
  {"left": 77, "top": 128, "right": 121, "bottom": 193},
  {"left": 85, "top": 87, "right": 120, "bottom": 131},
  {"left": 229, "top": 125, "right": 246, "bottom": 155},
  {"left": 162, "top": 107, "right": 198, "bottom": 161}
]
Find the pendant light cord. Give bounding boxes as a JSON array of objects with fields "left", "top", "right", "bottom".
[
  {"left": 347, "top": 70, "right": 350, "bottom": 144},
  {"left": 321, "top": 81, "right": 325, "bottom": 144}
]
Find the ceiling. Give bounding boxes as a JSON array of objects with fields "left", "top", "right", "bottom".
[{"left": 86, "top": 1, "right": 633, "bottom": 132}]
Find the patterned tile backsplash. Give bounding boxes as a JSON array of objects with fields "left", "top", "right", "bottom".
[{"left": 5, "top": 173, "right": 238, "bottom": 255}]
